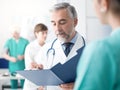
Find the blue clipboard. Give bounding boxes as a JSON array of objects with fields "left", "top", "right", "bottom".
[{"left": 17, "top": 47, "right": 84, "bottom": 86}]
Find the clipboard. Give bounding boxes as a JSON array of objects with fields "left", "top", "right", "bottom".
[{"left": 17, "top": 47, "right": 84, "bottom": 86}]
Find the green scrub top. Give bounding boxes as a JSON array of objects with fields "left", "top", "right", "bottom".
[
  {"left": 74, "top": 28, "right": 120, "bottom": 90},
  {"left": 4, "top": 37, "right": 29, "bottom": 73}
]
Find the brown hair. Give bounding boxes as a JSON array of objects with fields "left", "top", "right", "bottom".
[
  {"left": 108, "top": 0, "right": 120, "bottom": 17},
  {"left": 34, "top": 23, "right": 48, "bottom": 34}
]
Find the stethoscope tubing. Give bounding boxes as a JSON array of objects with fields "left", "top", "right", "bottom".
[{"left": 46, "top": 36, "right": 85, "bottom": 67}]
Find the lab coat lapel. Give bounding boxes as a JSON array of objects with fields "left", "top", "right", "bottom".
[
  {"left": 53, "top": 34, "right": 85, "bottom": 65},
  {"left": 53, "top": 40, "right": 67, "bottom": 65},
  {"left": 67, "top": 34, "right": 84, "bottom": 60}
]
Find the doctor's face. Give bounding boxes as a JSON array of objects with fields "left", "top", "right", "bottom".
[
  {"left": 12, "top": 31, "right": 20, "bottom": 40},
  {"left": 35, "top": 31, "right": 48, "bottom": 43},
  {"left": 51, "top": 9, "right": 77, "bottom": 42}
]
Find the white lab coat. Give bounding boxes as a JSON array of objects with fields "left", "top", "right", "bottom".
[
  {"left": 35, "top": 32, "right": 85, "bottom": 90},
  {"left": 23, "top": 40, "right": 43, "bottom": 90}
]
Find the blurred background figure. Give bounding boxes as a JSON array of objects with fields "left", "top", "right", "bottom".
[
  {"left": 74, "top": 0, "right": 120, "bottom": 90},
  {"left": 2, "top": 25, "right": 29, "bottom": 89},
  {"left": 23, "top": 23, "right": 48, "bottom": 90}
]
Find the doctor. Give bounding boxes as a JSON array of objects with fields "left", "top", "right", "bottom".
[
  {"left": 23, "top": 23, "right": 48, "bottom": 90},
  {"left": 3, "top": 26, "right": 29, "bottom": 89},
  {"left": 35, "top": 2, "right": 85, "bottom": 90}
]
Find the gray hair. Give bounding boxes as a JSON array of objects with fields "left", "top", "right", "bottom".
[
  {"left": 10, "top": 25, "right": 21, "bottom": 34},
  {"left": 50, "top": 2, "right": 77, "bottom": 19}
]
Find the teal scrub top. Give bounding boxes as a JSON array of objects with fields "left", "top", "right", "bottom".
[
  {"left": 4, "top": 37, "right": 29, "bottom": 73},
  {"left": 74, "top": 28, "right": 120, "bottom": 90}
]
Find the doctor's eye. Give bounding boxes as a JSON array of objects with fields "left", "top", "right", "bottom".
[
  {"left": 59, "top": 20, "right": 66, "bottom": 25},
  {"left": 51, "top": 21, "right": 56, "bottom": 26}
]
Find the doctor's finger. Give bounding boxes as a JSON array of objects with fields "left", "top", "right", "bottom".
[
  {"left": 60, "top": 83, "right": 74, "bottom": 90},
  {"left": 37, "top": 64, "right": 43, "bottom": 69}
]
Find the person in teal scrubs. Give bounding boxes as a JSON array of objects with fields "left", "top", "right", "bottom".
[
  {"left": 3, "top": 26, "right": 29, "bottom": 89},
  {"left": 74, "top": 0, "right": 120, "bottom": 90}
]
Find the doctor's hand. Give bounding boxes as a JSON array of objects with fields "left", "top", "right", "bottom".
[
  {"left": 17, "top": 55, "right": 24, "bottom": 60},
  {"left": 10, "top": 57, "right": 17, "bottom": 62},
  {"left": 37, "top": 64, "right": 43, "bottom": 70},
  {"left": 37, "top": 86, "right": 45, "bottom": 90},
  {"left": 31, "top": 61, "right": 43, "bottom": 70},
  {"left": 59, "top": 82, "right": 74, "bottom": 90}
]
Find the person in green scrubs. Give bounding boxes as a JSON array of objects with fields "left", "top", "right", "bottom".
[
  {"left": 3, "top": 26, "right": 29, "bottom": 89},
  {"left": 74, "top": 0, "right": 120, "bottom": 90}
]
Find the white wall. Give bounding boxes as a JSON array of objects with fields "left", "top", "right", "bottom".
[
  {"left": 86, "top": 0, "right": 112, "bottom": 43},
  {"left": 71, "top": 0, "right": 86, "bottom": 39},
  {"left": 0, "top": 0, "right": 56, "bottom": 57},
  {"left": 0, "top": 0, "right": 112, "bottom": 57},
  {"left": 71, "top": 0, "right": 112, "bottom": 43}
]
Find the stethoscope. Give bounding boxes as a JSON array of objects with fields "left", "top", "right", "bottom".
[
  {"left": 46, "top": 38, "right": 57, "bottom": 58},
  {"left": 46, "top": 38, "right": 57, "bottom": 67},
  {"left": 46, "top": 37, "right": 85, "bottom": 68}
]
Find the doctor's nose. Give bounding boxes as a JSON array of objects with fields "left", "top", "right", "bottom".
[{"left": 54, "top": 24, "right": 62, "bottom": 32}]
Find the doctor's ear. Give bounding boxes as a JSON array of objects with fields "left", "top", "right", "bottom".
[{"left": 74, "top": 18, "right": 78, "bottom": 27}]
